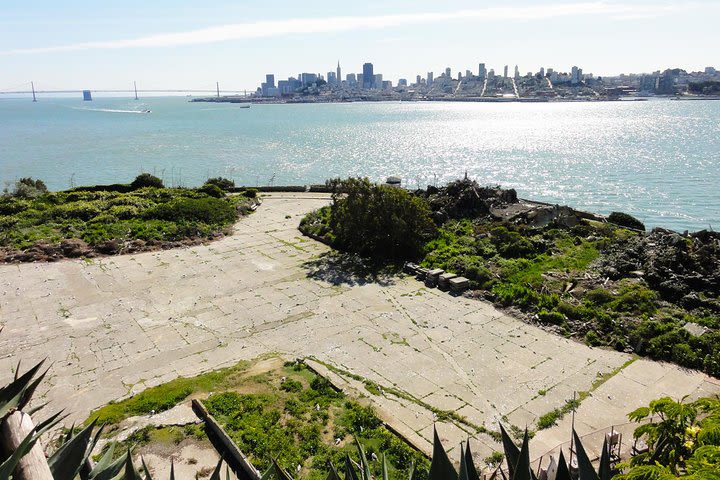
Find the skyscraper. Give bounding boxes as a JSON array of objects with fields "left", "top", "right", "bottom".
[
  {"left": 363, "top": 63, "right": 374, "bottom": 89},
  {"left": 445, "top": 67, "right": 452, "bottom": 78},
  {"left": 427, "top": 72, "right": 434, "bottom": 87},
  {"left": 514, "top": 65, "right": 520, "bottom": 79},
  {"left": 478, "top": 63, "right": 487, "bottom": 80},
  {"left": 337, "top": 62, "right": 342, "bottom": 85},
  {"left": 503, "top": 65, "right": 508, "bottom": 78}
]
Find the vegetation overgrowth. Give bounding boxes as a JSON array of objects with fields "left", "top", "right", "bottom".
[
  {"left": 204, "top": 361, "right": 429, "bottom": 479},
  {"left": 299, "top": 178, "right": 720, "bottom": 377},
  {"left": 3, "top": 353, "right": 719, "bottom": 479},
  {"left": 0, "top": 175, "right": 257, "bottom": 262}
]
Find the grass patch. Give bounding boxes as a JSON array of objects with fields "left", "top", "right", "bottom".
[{"left": 87, "top": 358, "right": 259, "bottom": 425}]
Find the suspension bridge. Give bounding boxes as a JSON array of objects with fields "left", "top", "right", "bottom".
[{"left": 0, "top": 81, "right": 252, "bottom": 99}]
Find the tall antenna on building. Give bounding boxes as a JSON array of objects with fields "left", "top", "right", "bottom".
[
  {"left": 134, "top": 81, "right": 138, "bottom": 100},
  {"left": 31, "top": 81, "right": 37, "bottom": 102},
  {"left": 216, "top": 82, "right": 220, "bottom": 98}
]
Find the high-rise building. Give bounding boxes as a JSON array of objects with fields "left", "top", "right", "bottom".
[
  {"left": 357, "top": 74, "right": 364, "bottom": 86},
  {"left": 488, "top": 69, "right": 495, "bottom": 81},
  {"left": 362, "top": 63, "right": 374, "bottom": 89},
  {"left": 427, "top": 72, "right": 434, "bottom": 87},
  {"left": 478, "top": 63, "right": 487, "bottom": 80},
  {"left": 539, "top": 67, "right": 545, "bottom": 77},
  {"left": 346, "top": 73, "right": 356, "bottom": 85},
  {"left": 503, "top": 65, "right": 508, "bottom": 78},
  {"left": 265, "top": 74, "right": 275, "bottom": 88},
  {"left": 514, "top": 65, "right": 520, "bottom": 79},
  {"left": 337, "top": 62, "right": 342, "bottom": 84},
  {"left": 327, "top": 72, "right": 336, "bottom": 85},
  {"left": 398, "top": 79, "right": 408, "bottom": 87},
  {"left": 301, "top": 73, "right": 318, "bottom": 85},
  {"left": 445, "top": 67, "right": 451, "bottom": 78},
  {"left": 374, "top": 74, "right": 383, "bottom": 89},
  {"left": 465, "top": 70, "right": 472, "bottom": 79},
  {"left": 416, "top": 75, "right": 422, "bottom": 85},
  {"left": 571, "top": 66, "right": 580, "bottom": 85}
]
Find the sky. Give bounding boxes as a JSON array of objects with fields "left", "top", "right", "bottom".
[{"left": 1, "top": 0, "right": 718, "bottom": 93}]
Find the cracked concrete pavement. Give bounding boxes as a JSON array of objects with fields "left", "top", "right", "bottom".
[{"left": 1, "top": 192, "right": 718, "bottom": 463}]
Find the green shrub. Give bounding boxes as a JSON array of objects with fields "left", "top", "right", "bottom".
[
  {"left": 490, "top": 226, "right": 537, "bottom": 258},
  {"left": 280, "top": 379, "right": 303, "bottom": 392},
  {"left": 608, "top": 211, "right": 645, "bottom": 231},
  {"left": 204, "top": 177, "right": 235, "bottom": 190},
  {"left": 8, "top": 177, "right": 48, "bottom": 198},
  {"left": 199, "top": 183, "right": 225, "bottom": 198},
  {"left": 585, "top": 330, "right": 602, "bottom": 347},
  {"left": 586, "top": 288, "right": 614, "bottom": 305},
  {"left": 611, "top": 283, "right": 658, "bottom": 315},
  {"left": 243, "top": 188, "right": 258, "bottom": 198},
  {"left": 131, "top": 173, "right": 164, "bottom": 189},
  {"left": 144, "top": 197, "right": 238, "bottom": 225},
  {"left": 538, "top": 310, "right": 565, "bottom": 325},
  {"left": 326, "top": 177, "right": 437, "bottom": 260}
]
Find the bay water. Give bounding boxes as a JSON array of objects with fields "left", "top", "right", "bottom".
[{"left": 1, "top": 96, "right": 718, "bottom": 231}]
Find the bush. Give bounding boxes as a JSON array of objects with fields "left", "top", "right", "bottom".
[
  {"left": 608, "top": 211, "right": 645, "bottom": 231},
  {"left": 585, "top": 330, "right": 602, "bottom": 346},
  {"left": 204, "top": 177, "right": 235, "bottom": 190},
  {"left": 280, "top": 379, "right": 303, "bottom": 392},
  {"left": 199, "top": 184, "right": 225, "bottom": 198},
  {"left": 131, "top": 173, "right": 164, "bottom": 190},
  {"left": 144, "top": 197, "right": 238, "bottom": 225},
  {"left": 538, "top": 310, "right": 565, "bottom": 325},
  {"left": 326, "top": 177, "right": 437, "bottom": 260},
  {"left": 9, "top": 177, "right": 48, "bottom": 198},
  {"left": 243, "top": 188, "right": 258, "bottom": 199}
]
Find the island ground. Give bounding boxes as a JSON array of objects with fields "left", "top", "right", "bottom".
[{"left": 1, "top": 193, "right": 717, "bottom": 464}]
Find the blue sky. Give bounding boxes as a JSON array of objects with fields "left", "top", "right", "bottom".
[{"left": 1, "top": 0, "right": 718, "bottom": 92}]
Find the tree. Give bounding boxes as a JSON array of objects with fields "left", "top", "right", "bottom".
[
  {"left": 327, "top": 178, "right": 437, "bottom": 260},
  {"left": 130, "top": 173, "right": 163, "bottom": 190},
  {"left": 7, "top": 178, "right": 48, "bottom": 198},
  {"left": 204, "top": 177, "right": 235, "bottom": 191}
]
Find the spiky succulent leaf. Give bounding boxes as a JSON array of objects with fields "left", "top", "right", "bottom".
[
  {"left": 208, "top": 458, "right": 224, "bottom": 480},
  {"left": 464, "top": 440, "right": 481, "bottom": 480},
  {"left": 271, "top": 459, "right": 295, "bottom": 480},
  {"left": 48, "top": 418, "right": 99, "bottom": 480},
  {"left": 382, "top": 453, "right": 389, "bottom": 480},
  {"left": 109, "top": 450, "right": 143, "bottom": 480},
  {"left": 460, "top": 443, "right": 469, "bottom": 480},
  {"left": 353, "top": 435, "right": 372, "bottom": 480},
  {"left": 325, "top": 462, "right": 341, "bottom": 480},
  {"left": 0, "top": 427, "right": 41, "bottom": 479},
  {"left": 429, "top": 426, "right": 458, "bottom": 480},
  {"left": 26, "top": 401, "right": 50, "bottom": 417},
  {"left": 141, "top": 457, "right": 154, "bottom": 480},
  {"left": 500, "top": 424, "right": 521, "bottom": 479},
  {"left": 598, "top": 439, "right": 611, "bottom": 480},
  {"left": 408, "top": 461, "right": 416, "bottom": 480},
  {"left": 344, "top": 454, "right": 360, "bottom": 480},
  {"left": 511, "top": 430, "right": 533, "bottom": 480},
  {"left": 555, "top": 451, "right": 571, "bottom": 480},
  {"left": 0, "top": 359, "right": 45, "bottom": 419},
  {"left": 17, "top": 366, "right": 50, "bottom": 411},
  {"left": 90, "top": 448, "right": 130, "bottom": 480},
  {"left": 573, "top": 430, "right": 600, "bottom": 480}
]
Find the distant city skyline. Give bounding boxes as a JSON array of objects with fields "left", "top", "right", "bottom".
[{"left": 1, "top": 1, "right": 719, "bottom": 91}]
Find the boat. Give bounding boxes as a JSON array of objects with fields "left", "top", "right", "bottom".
[{"left": 239, "top": 105, "right": 251, "bottom": 109}]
